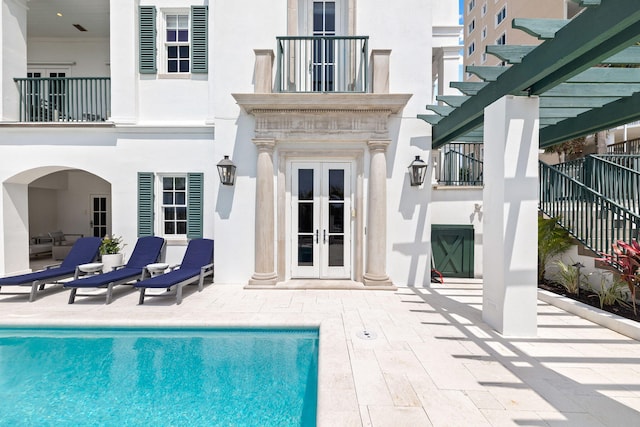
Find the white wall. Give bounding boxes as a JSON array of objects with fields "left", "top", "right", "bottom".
[
  {"left": 211, "top": 0, "right": 286, "bottom": 284},
  {"left": 27, "top": 38, "right": 110, "bottom": 77}
]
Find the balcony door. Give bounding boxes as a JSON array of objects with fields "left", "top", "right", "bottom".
[
  {"left": 27, "top": 68, "right": 69, "bottom": 121},
  {"left": 292, "top": 162, "right": 351, "bottom": 279}
]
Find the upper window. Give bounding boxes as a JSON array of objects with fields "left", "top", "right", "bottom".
[
  {"left": 468, "top": 42, "right": 476, "bottom": 57},
  {"left": 468, "top": 0, "right": 476, "bottom": 13},
  {"left": 481, "top": 2, "right": 487, "bottom": 16},
  {"left": 468, "top": 19, "right": 475, "bottom": 35},
  {"left": 496, "top": 6, "right": 507, "bottom": 26},
  {"left": 165, "top": 13, "right": 190, "bottom": 73},
  {"left": 481, "top": 26, "right": 487, "bottom": 40},
  {"left": 496, "top": 33, "right": 506, "bottom": 45},
  {"left": 138, "top": 6, "right": 208, "bottom": 75}
]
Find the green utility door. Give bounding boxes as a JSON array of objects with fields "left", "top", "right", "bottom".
[{"left": 431, "top": 225, "right": 474, "bottom": 278}]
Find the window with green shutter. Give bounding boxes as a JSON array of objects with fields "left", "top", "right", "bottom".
[
  {"left": 191, "top": 6, "right": 208, "bottom": 73},
  {"left": 138, "top": 172, "right": 155, "bottom": 237},
  {"left": 138, "top": 172, "right": 203, "bottom": 239},
  {"left": 187, "top": 173, "right": 204, "bottom": 238},
  {"left": 139, "top": 6, "right": 157, "bottom": 74}
]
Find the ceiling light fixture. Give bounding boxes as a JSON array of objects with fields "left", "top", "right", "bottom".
[{"left": 56, "top": 12, "right": 63, "bottom": 17}]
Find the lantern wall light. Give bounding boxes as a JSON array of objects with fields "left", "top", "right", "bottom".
[
  {"left": 408, "top": 155, "right": 428, "bottom": 186},
  {"left": 217, "top": 155, "right": 237, "bottom": 186}
]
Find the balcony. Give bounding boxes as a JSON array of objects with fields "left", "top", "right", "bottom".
[
  {"left": 436, "top": 143, "right": 484, "bottom": 186},
  {"left": 276, "top": 36, "right": 369, "bottom": 93},
  {"left": 13, "top": 77, "right": 110, "bottom": 123}
]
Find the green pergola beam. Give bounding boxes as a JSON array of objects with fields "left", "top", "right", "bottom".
[
  {"left": 513, "top": 18, "right": 569, "bottom": 40},
  {"left": 539, "top": 96, "right": 620, "bottom": 108},
  {"left": 417, "top": 114, "right": 443, "bottom": 125},
  {"left": 571, "top": 0, "right": 601, "bottom": 5},
  {"left": 527, "top": 6, "right": 640, "bottom": 95},
  {"left": 466, "top": 66, "right": 507, "bottom": 82},
  {"left": 569, "top": 67, "right": 640, "bottom": 83},
  {"left": 426, "top": 105, "right": 455, "bottom": 116},
  {"left": 431, "top": 0, "right": 640, "bottom": 149},
  {"left": 539, "top": 108, "right": 591, "bottom": 118},
  {"left": 540, "top": 90, "right": 640, "bottom": 147},
  {"left": 449, "top": 82, "right": 488, "bottom": 95},
  {"left": 486, "top": 45, "right": 535, "bottom": 64},
  {"left": 544, "top": 83, "right": 640, "bottom": 97},
  {"left": 602, "top": 45, "right": 640, "bottom": 64},
  {"left": 435, "top": 96, "right": 470, "bottom": 107}
]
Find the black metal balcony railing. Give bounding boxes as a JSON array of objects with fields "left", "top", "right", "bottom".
[
  {"left": 437, "top": 143, "right": 484, "bottom": 186},
  {"left": 276, "top": 36, "right": 368, "bottom": 93},
  {"left": 14, "top": 77, "right": 110, "bottom": 123}
]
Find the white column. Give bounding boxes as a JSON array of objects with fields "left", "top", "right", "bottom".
[
  {"left": 483, "top": 95, "right": 539, "bottom": 337},
  {"left": 0, "top": 0, "right": 28, "bottom": 121},
  {"left": 248, "top": 138, "right": 278, "bottom": 286},
  {"left": 1, "top": 182, "right": 30, "bottom": 275},
  {"left": 109, "top": 0, "right": 138, "bottom": 124},
  {"left": 363, "top": 140, "right": 393, "bottom": 287}
]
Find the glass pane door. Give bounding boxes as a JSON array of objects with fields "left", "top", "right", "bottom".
[
  {"left": 91, "top": 195, "right": 109, "bottom": 238},
  {"left": 291, "top": 162, "right": 351, "bottom": 279},
  {"left": 312, "top": 1, "right": 336, "bottom": 91}
]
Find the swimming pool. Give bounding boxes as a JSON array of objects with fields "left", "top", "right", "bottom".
[{"left": 0, "top": 327, "right": 318, "bottom": 426}]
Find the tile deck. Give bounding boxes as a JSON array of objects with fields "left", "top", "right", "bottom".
[{"left": 1, "top": 278, "right": 639, "bottom": 426}]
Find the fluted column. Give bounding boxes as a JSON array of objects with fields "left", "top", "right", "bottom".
[
  {"left": 249, "top": 138, "right": 278, "bottom": 286},
  {"left": 363, "top": 140, "right": 393, "bottom": 286}
]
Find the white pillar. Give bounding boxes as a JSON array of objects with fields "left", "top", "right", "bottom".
[
  {"left": 248, "top": 138, "right": 278, "bottom": 286},
  {"left": 363, "top": 140, "right": 393, "bottom": 287},
  {"left": 109, "top": 0, "right": 138, "bottom": 124},
  {"left": 1, "top": 182, "right": 30, "bottom": 275},
  {"left": 0, "top": 0, "right": 27, "bottom": 121},
  {"left": 482, "top": 95, "right": 539, "bottom": 337}
]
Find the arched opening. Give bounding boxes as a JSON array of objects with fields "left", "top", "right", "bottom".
[{"left": 1, "top": 167, "right": 110, "bottom": 275}]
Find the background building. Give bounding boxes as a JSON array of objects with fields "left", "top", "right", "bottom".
[{"left": 463, "top": 0, "right": 583, "bottom": 81}]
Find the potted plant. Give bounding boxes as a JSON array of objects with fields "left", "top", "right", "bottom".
[{"left": 100, "top": 235, "right": 126, "bottom": 273}]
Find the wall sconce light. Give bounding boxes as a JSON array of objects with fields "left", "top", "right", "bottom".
[
  {"left": 217, "top": 155, "right": 236, "bottom": 186},
  {"left": 408, "top": 155, "right": 428, "bottom": 186}
]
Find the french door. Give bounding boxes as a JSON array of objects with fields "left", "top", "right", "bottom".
[
  {"left": 312, "top": 1, "right": 336, "bottom": 91},
  {"left": 90, "top": 195, "right": 109, "bottom": 238},
  {"left": 292, "top": 162, "right": 351, "bottom": 278}
]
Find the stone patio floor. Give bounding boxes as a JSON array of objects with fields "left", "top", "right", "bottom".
[{"left": 1, "top": 279, "right": 639, "bottom": 426}]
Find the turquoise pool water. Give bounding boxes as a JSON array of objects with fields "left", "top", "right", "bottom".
[{"left": 0, "top": 327, "right": 318, "bottom": 426}]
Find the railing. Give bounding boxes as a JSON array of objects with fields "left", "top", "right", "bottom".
[
  {"left": 437, "top": 143, "right": 483, "bottom": 186},
  {"left": 539, "top": 161, "right": 640, "bottom": 256},
  {"left": 276, "top": 36, "right": 368, "bottom": 93},
  {"left": 14, "top": 77, "right": 110, "bottom": 123},
  {"left": 551, "top": 155, "right": 640, "bottom": 214},
  {"left": 606, "top": 138, "right": 640, "bottom": 154}
]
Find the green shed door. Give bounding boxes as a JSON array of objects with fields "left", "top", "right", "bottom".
[{"left": 431, "top": 225, "right": 474, "bottom": 278}]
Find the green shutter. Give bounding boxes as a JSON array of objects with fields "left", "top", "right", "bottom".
[
  {"left": 138, "top": 172, "right": 155, "bottom": 237},
  {"left": 139, "top": 6, "right": 157, "bottom": 74},
  {"left": 191, "top": 6, "right": 208, "bottom": 73},
  {"left": 187, "top": 173, "right": 204, "bottom": 238}
]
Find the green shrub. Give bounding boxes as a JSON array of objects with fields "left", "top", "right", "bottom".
[
  {"left": 555, "top": 260, "right": 585, "bottom": 295},
  {"left": 589, "top": 275, "right": 631, "bottom": 310},
  {"left": 538, "top": 216, "right": 573, "bottom": 282}
]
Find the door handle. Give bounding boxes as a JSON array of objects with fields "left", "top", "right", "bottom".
[
  {"left": 323, "top": 229, "right": 327, "bottom": 244},
  {"left": 315, "top": 229, "right": 319, "bottom": 244}
]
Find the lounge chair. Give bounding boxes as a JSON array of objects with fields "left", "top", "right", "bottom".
[
  {"left": 135, "top": 238, "right": 214, "bottom": 305},
  {"left": 0, "top": 237, "right": 102, "bottom": 302},
  {"left": 65, "top": 236, "right": 165, "bottom": 304}
]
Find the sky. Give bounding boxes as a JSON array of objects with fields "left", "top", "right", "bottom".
[{"left": 459, "top": 0, "right": 464, "bottom": 24}]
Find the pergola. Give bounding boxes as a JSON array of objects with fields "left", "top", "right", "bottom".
[{"left": 418, "top": 0, "right": 640, "bottom": 336}]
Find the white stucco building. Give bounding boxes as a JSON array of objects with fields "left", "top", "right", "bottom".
[{"left": 0, "top": 0, "right": 481, "bottom": 288}]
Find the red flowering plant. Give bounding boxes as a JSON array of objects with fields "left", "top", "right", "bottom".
[{"left": 597, "top": 239, "right": 640, "bottom": 315}]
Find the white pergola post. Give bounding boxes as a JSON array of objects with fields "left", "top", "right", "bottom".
[{"left": 482, "top": 95, "right": 539, "bottom": 337}]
